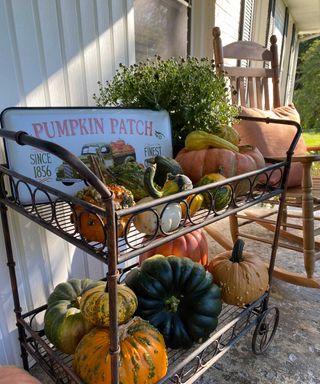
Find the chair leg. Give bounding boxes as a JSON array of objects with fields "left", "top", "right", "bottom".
[
  {"left": 282, "top": 204, "right": 288, "bottom": 231},
  {"left": 302, "top": 162, "right": 315, "bottom": 278},
  {"left": 271, "top": 266, "right": 320, "bottom": 288},
  {"left": 229, "top": 214, "right": 239, "bottom": 243},
  {"left": 204, "top": 224, "right": 233, "bottom": 250}
]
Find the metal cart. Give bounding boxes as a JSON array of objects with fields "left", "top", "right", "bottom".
[{"left": 0, "top": 114, "right": 301, "bottom": 383}]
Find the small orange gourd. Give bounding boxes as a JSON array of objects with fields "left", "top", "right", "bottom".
[
  {"left": 208, "top": 239, "right": 269, "bottom": 306},
  {"left": 73, "top": 317, "right": 168, "bottom": 384},
  {"left": 72, "top": 184, "right": 135, "bottom": 241}
]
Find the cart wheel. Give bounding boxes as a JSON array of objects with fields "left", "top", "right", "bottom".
[{"left": 252, "top": 306, "right": 279, "bottom": 355}]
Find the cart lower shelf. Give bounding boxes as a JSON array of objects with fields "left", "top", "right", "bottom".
[{"left": 20, "top": 292, "right": 278, "bottom": 384}]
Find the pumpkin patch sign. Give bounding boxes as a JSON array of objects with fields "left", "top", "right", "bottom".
[{"left": 0, "top": 107, "right": 172, "bottom": 203}]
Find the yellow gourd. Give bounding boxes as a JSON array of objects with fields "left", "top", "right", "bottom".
[
  {"left": 180, "top": 193, "right": 204, "bottom": 218},
  {"left": 185, "top": 130, "right": 239, "bottom": 152}
]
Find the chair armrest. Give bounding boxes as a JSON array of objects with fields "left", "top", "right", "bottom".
[
  {"left": 264, "top": 154, "right": 320, "bottom": 164},
  {"left": 307, "top": 146, "right": 320, "bottom": 152},
  {"left": 291, "top": 154, "right": 320, "bottom": 163}
]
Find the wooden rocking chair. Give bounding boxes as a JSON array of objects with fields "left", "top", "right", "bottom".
[{"left": 205, "top": 26, "right": 320, "bottom": 288}]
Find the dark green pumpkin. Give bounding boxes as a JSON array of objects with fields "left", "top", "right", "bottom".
[
  {"left": 145, "top": 155, "right": 184, "bottom": 187},
  {"left": 125, "top": 255, "right": 222, "bottom": 349},
  {"left": 44, "top": 278, "right": 104, "bottom": 354},
  {"left": 144, "top": 162, "right": 193, "bottom": 198}
]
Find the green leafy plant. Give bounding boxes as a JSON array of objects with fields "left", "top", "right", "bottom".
[
  {"left": 93, "top": 56, "right": 239, "bottom": 146},
  {"left": 293, "top": 38, "right": 320, "bottom": 131}
]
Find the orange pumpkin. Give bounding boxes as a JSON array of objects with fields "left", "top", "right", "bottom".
[
  {"left": 73, "top": 317, "right": 168, "bottom": 384},
  {"left": 139, "top": 228, "right": 208, "bottom": 266},
  {"left": 175, "top": 145, "right": 265, "bottom": 184}
]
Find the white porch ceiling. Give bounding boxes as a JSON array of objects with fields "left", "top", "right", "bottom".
[{"left": 285, "top": 0, "right": 320, "bottom": 38}]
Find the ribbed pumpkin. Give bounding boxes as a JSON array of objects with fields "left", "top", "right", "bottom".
[
  {"left": 139, "top": 229, "right": 209, "bottom": 266},
  {"left": 73, "top": 317, "right": 168, "bottom": 384},
  {"left": 175, "top": 145, "right": 265, "bottom": 184},
  {"left": 44, "top": 278, "right": 103, "bottom": 354},
  {"left": 80, "top": 283, "right": 138, "bottom": 327},
  {"left": 208, "top": 239, "right": 269, "bottom": 306}
]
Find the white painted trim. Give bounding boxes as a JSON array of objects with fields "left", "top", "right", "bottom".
[
  {"left": 252, "top": 0, "right": 270, "bottom": 45},
  {"left": 190, "top": 0, "right": 215, "bottom": 58},
  {"left": 126, "top": 0, "right": 135, "bottom": 65}
]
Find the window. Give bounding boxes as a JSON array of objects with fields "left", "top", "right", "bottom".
[
  {"left": 265, "top": 0, "right": 291, "bottom": 102},
  {"left": 273, "top": 0, "right": 287, "bottom": 67},
  {"left": 239, "top": 0, "right": 255, "bottom": 41},
  {"left": 265, "top": 0, "right": 276, "bottom": 46},
  {"left": 134, "top": 0, "right": 191, "bottom": 62},
  {"left": 238, "top": 0, "right": 255, "bottom": 69},
  {"left": 285, "top": 24, "right": 298, "bottom": 104}
]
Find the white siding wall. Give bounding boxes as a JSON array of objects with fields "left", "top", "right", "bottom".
[
  {"left": 191, "top": 0, "right": 215, "bottom": 58},
  {"left": 0, "top": 0, "right": 134, "bottom": 366}
]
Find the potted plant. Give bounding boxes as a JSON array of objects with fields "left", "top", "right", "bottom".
[{"left": 93, "top": 56, "right": 239, "bottom": 153}]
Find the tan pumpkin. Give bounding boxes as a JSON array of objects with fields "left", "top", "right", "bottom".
[
  {"left": 139, "top": 228, "right": 209, "bottom": 266},
  {"left": 80, "top": 283, "right": 138, "bottom": 327},
  {"left": 73, "top": 317, "right": 168, "bottom": 384},
  {"left": 208, "top": 239, "right": 269, "bottom": 306},
  {"left": 175, "top": 145, "right": 265, "bottom": 185}
]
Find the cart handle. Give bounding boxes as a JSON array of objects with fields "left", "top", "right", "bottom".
[{"left": 0, "top": 129, "right": 112, "bottom": 199}]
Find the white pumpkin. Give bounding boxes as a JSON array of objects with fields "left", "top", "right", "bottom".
[{"left": 134, "top": 196, "right": 182, "bottom": 235}]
